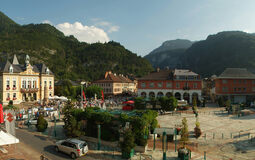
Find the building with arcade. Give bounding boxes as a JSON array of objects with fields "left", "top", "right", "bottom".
[{"left": 137, "top": 69, "right": 202, "bottom": 103}]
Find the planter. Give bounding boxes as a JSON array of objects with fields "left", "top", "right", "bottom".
[
  {"left": 178, "top": 147, "right": 191, "bottom": 160},
  {"left": 122, "top": 149, "right": 134, "bottom": 159},
  {"left": 194, "top": 127, "right": 202, "bottom": 138}
]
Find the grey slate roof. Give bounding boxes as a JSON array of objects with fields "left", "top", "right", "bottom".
[
  {"left": 174, "top": 69, "right": 198, "bottom": 76},
  {"left": 0, "top": 55, "right": 53, "bottom": 75},
  {"left": 218, "top": 68, "right": 255, "bottom": 79}
]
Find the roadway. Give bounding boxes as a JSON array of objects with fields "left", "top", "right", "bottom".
[{"left": 16, "top": 129, "right": 95, "bottom": 160}]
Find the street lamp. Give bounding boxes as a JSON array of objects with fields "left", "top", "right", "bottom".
[
  {"left": 162, "top": 131, "right": 167, "bottom": 160},
  {"left": 97, "top": 124, "right": 101, "bottom": 150}
]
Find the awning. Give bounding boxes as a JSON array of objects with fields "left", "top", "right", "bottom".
[{"left": 0, "top": 130, "right": 19, "bottom": 145}]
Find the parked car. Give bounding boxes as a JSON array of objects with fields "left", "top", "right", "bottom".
[
  {"left": 24, "top": 118, "right": 38, "bottom": 125},
  {"left": 55, "top": 138, "right": 88, "bottom": 159}
]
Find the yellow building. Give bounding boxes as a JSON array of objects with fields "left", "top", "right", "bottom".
[
  {"left": 93, "top": 71, "right": 136, "bottom": 95},
  {"left": 0, "top": 55, "right": 54, "bottom": 105}
]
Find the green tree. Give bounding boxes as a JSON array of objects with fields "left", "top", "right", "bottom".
[
  {"left": 121, "top": 128, "right": 136, "bottom": 153},
  {"left": 180, "top": 117, "right": 189, "bottom": 144},
  {"left": 36, "top": 114, "right": 48, "bottom": 132},
  {"left": 85, "top": 85, "right": 103, "bottom": 99},
  {"left": 63, "top": 101, "right": 84, "bottom": 137},
  {"left": 150, "top": 97, "right": 157, "bottom": 110},
  {"left": 225, "top": 99, "right": 231, "bottom": 112},
  {"left": 134, "top": 97, "right": 146, "bottom": 110},
  {"left": 3, "top": 100, "right": 18, "bottom": 110},
  {"left": 159, "top": 96, "right": 177, "bottom": 111},
  {"left": 218, "top": 96, "right": 224, "bottom": 107},
  {"left": 194, "top": 118, "right": 201, "bottom": 138}
]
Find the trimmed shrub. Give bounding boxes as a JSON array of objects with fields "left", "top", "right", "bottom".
[{"left": 36, "top": 114, "right": 48, "bottom": 132}]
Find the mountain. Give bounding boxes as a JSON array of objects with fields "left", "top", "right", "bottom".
[
  {"left": 182, "top": 31, "right": 255, "bottom": 77},
  {"left": 144, "top": 39, "right": 193, "bottom": 68},
  {"left": 146, "top": 31, "right": 255, "bottom": 77},
  {"left": 0, "top": 11, "right": 153, "bottom": 81}
]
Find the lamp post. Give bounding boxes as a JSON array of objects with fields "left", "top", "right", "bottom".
[
  {"left": 174, "top": 128, "right": 177, "bottom": 152},
  {"left": 162, "top": 131, "right": 167, "bottom": 160},
  {"left": 98, "top": 124, "right": 101, "bottom": 150},
  {"left": 54, "top": 115, "right": 57, "bottom": 137}
]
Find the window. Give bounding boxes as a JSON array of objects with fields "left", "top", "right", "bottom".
[
  {"left": 13, "top": 93, "right": 16, "bottom": 98},
  {"left": 222, "top": 80, "right": 227, "bottom": 84},
  {"left": 32, "top": 80, "right": 36, "bottom": 88},
  {"left": 253, "top": 80, "right": 255, "bottom": 84},
  {"left": 49, "top": 81, "right": 52, "bottom": 87},
  {"left": 141, "top": 82, "right": 146, "bottom": 88},
  {"left": 193, "top": 83, "right": 198, "bottom": 89},
  {"left": 22, "top": 81, "right": 26, "bottom": 88},
  {"left": 157, "top": 82, "right": 163, "bottom": 88},
  {"left": 28, "top": 81, "right": 31, "bottom": 88},
  {"left": 44, "top": 81, "right": 47, "bottom": 87},
  {"left": 239, "top": 80, "right": 242, "bottom": 84},
  {"left": 149, "top": 82, "right": 154, "bottom": 88},
  {"left": 243, "top": 80, "right": 247, "bottom": 84},
  {"left": 222, "top": 87, "right": 228, "bottom": 92},
  {"left": 243, "top": 88, "right": 246, "bottom": 92},
  {"left": 7, "top": 93, "right": 10, "bottom": 98},
  {"left": 6, "top": 79, "right": 10, "bottom": 88},
  {"left": 234, "top": 80, "right": 237, "bottom": 84},
  {"left": 166, "top": 82, "right": 172, "bottom": 88},
  {"left": 234, "top": 88, "right": 237, "bottom": 92},
  {"left": 238, "top": 88, "right": 241, "bottom": 92},
  {"left": 13, "top": 80, "right": 16, "bottom": 88},
  {"left": 9, "top": 65, "right": 13, "bottom": 73},
  {"left": 253, "top": 87, "right": 255, "bottom": 92},
  {"left": 176, "top": 82, "right": 180, "bottom": 88},
  {"left": 185, "top": 82, "right": 189, "bottom": 87},
  {"left": 46, "top": 67, "right": 50, "bottom": 75}
]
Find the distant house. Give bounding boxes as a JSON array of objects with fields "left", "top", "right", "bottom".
[
  {"left": 215, "top": 68, "right": 255, "bottom": 103},
  {"left": 137, "top": 68, "right": 202, "bottom": 103},
  {"left": 92, "top": 71, "right": 136, "bottom": 95}
]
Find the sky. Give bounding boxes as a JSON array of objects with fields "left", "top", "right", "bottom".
[{"left": 1, "top": 0, "right": 255, "bottom": 56}]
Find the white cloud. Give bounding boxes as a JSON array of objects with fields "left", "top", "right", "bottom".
[
  {"left": 42, "top": 20, "right": 53, "bottom": 25},
  {"left": 92, "top": 19, "right": 120, "bottom": 33},
  {"left": 56, "top": 22, "right": 109, "bottom": 43}
]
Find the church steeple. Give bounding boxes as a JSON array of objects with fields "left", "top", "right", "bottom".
[{"left": 12, "top": 54, "right": 19, "bottom": 65}]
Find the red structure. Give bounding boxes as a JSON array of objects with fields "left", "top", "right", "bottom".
[
  {"left": 215, "top": 68, "right": 255, "bottom": 103},
  {"left": 138, "top": 69, "right": 202, "bottom": 103}
]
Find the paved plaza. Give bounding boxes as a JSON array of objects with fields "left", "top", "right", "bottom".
[{"left": 147, "top": 106, "right": 255, "bottom": 160}]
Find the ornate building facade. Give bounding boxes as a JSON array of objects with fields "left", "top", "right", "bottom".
[{"left": 0, "top": 55, "right": 54, "bottom": 105}]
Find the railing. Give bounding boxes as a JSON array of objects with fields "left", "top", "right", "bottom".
[{"left": 20, "top": 88, "right": 39, "bottom": 93}]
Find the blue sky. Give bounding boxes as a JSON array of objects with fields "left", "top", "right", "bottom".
[{"left": 1, "top": 0, "right": 255, "bottom": 56}]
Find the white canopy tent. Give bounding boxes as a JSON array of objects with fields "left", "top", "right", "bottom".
[{"left": 0, "top": 130, "right": 19, "bottom": 146}]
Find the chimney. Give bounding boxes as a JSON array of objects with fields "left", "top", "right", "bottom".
[
  {"left": 105, "top": 71, "right": 109, "bottom": 79},
  {"left": 157, "top": 67, "right": 160, "bottom": 72}
]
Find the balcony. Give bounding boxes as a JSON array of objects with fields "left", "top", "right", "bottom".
[
  {"left": 6, "top": 97, "right": 10, "bottom": 101},
  {"left": 13, "top": 87, "right": 16, "bottom": 90},
  {"left": 183, "top": 86, "right": 190, "bottom": 90},
  {"left": 13, "top": 97, "right": 17, "bottom": 100},
  {"left": 6, "top": 87, "right": 10, "bottom": 90},
  {"left": 20, "top": 88, "right": 39, "bottom": 93}
]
